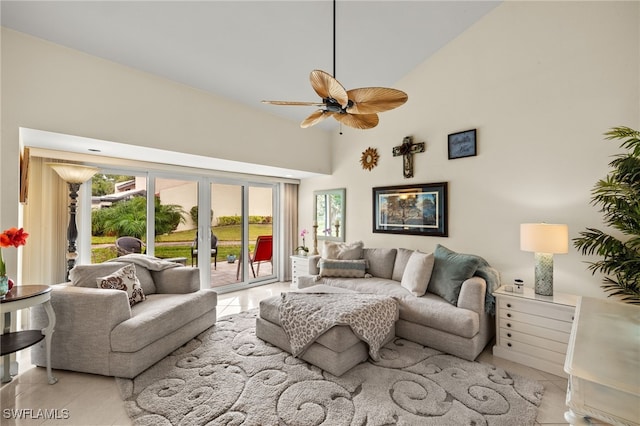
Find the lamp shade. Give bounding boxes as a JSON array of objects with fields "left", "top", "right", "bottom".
[
  {"left": 520, "top": 223, "right": 569, "bottom": 254},
  {"left": 48, "top": 163, "right": 98, "bottom": 184}
]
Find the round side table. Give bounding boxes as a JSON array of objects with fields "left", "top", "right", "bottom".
[{"left": 1, "top": 285, "right": 57, "bottom": 384}]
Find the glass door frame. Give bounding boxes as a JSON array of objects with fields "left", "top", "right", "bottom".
[
  {"left": 209, "top": 179, "right": 279, "bottom": 293},
  {"left": 82, "top": 168, "right": 280, "bottom": 292}
]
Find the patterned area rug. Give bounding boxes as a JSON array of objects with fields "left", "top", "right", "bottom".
[{"left": 116, "top": 309, "right": 544, "bottom": 425}]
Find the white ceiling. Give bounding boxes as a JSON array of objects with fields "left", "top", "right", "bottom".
[{"left": 2, "top": 0, "right": 500, "bottom": 177}]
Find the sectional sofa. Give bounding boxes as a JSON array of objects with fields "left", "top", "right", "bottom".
[{"left": 294, "top": 243, "right": 499, "bottom": 361}]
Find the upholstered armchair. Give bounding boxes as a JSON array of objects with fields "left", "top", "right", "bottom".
[{"left": 30, "top": 256, "right": 218, "bottom": 378}]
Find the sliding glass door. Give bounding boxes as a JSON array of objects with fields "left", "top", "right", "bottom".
[
  {"left": 90, "top": 173, "right": 148, "bottom": 263},
  {"left": 152, "top": 177, "right": 198, "bottom": 265},
  {"left": 209, "top": 182, "right": 244, "bottom": 288},
  {"left": 208, "top": 182, "right": 276, "bottom": 290},
  {"left": 246, "top": 184, "right": 275, "bottom": 284},
  {"left": 89, "top": 170, "right": 278, "bottom": 292}
]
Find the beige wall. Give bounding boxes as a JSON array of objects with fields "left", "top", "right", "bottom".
[
  {"left": 0, "top": 28, "right": 330, "bottom": 276},
  {"left": 299, "top": 1, "right": 640, "bottom": 299}
]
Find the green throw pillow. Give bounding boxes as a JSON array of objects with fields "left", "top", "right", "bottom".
[{"left": 427, "top": 244, "right": 483, "bottom": 305}]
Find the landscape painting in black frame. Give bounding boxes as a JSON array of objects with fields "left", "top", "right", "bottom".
[
  {"left": 448, "top": 129, "right": 477, "bottom": 159},
  {"left": 372, "top": 182, "right": 448, "bottom": 237}
]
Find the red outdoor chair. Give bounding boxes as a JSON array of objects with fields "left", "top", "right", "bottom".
[{"left": 236, "top": 235, "right": 272, "bottom": 279}]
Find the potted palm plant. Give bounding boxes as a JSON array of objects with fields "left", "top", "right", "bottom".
[{"left": 573, "top": 126, "right": 640, "bottom": 303}]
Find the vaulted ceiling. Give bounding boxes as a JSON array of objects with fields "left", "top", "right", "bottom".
[{"left": 2, "top": 1, "right": 500, "bottom": 129}]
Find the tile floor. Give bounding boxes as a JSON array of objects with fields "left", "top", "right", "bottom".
[
  {"left": 209, "top": 259, "right": 273, "bottom": 289},
  {"left": 1, "top": 282, "right": 605, "bottom": 425}
]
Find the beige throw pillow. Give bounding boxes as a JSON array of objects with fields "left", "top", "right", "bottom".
[
  {"left": 322, "top": 240, "right": 364, "bottom": 260},
  {"left": 96, "top": 263, "right": 146, "bottom": 307},
  {"left": 401, "top": 251, "right": 435, "bottom": 297}
]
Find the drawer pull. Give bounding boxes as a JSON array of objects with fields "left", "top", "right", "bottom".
[
  {"left": 507, "top": 313, "right": 512, "bottom": 318},
  {"left": 507, "top": 343, "right": 512, "bottom": 347},
  {"left": 507, "top": 303, "right": 512, "bottom": 308},
  {"left": 506, "top": 323, "right": 512, "bottom": 328},
  {"left": 507, "top": 333, "right": 512, "bottom": 338}
]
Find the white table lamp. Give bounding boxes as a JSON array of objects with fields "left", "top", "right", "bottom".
[{"left": 520, "top": 223, "right": 568, "bottom": 296}]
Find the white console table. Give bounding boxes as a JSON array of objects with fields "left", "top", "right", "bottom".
[{"left": 564, "top": 296, "right": 639, "bottom": 426}]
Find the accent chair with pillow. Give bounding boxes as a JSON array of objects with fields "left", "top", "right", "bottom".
[
  {"left": 298, "top": 243, "right": 499, "bottom": 361},
  {"left": 30, "top": 255, "right": 218, "bottom": 378}
]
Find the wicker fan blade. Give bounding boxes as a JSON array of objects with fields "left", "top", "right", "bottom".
[
  {"left": 262, "top": 100, "right": 324, "bottom": 106},
  {"left": 310, "top": 70, "right": 348, "bottom": 108},
  {"left": 301, "top": 110, "right": 333, "bottom": 128},
  {"left": 346, "top": 87, "right": 408, "bottom": 114},
  {"left": 334, "top": 113, "right": 379, "bottom": 129}
]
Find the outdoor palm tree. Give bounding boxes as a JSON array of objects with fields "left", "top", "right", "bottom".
[
  {"left": 94, "top": 196, "right": 185, "bottom": 239},
  {"left": 573, "top": 126, "right": 640, "bottom": 303}
]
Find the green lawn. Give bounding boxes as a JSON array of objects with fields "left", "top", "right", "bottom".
[
  {"left": 93, "top": 224, "right": 272, "bottom": 244},
  {"left": 91, "top": 224, "right": 272, "bottom": 264}
]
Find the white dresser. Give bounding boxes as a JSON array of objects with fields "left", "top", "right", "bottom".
[
  {"left": 290, "top": 255, "right": 311, "bottom": 289},
  {"left": 564, "top": 297, "right": 640, "bottom": 426},
  {"left": 492, "top": 286, "right": 578, "bottom": 377}
]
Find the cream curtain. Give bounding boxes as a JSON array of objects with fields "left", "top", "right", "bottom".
[
  {"left": 22, "top": 157, "right": 69, "bottom": 285},
  {"left": 279, "top": 182, "right": 298, "bottom": 282}
]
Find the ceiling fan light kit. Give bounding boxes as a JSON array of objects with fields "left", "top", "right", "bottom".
[{"left": 262, "top": 1, "right": 407, "bottom": 130}]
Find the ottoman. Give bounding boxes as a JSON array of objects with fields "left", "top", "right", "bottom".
[{"left": 255, "top": 285, "right": 395, "bottom": 376}]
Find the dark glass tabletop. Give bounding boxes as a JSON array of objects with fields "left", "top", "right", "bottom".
[{"left": 1, "top": 285, "right": 51, "bottom": 303}]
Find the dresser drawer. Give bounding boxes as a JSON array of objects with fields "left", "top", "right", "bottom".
[
  {"left": 499, "top": 309, "right": 573, "bottom": 333},
  {"left": 499, "top": 297, "right": 575, "bottom": 322},
  {"left": 498, "top": 317, "right": 571, "bottom": 343},
  {"left": 497, "top": 337, "right": 567, "bottom": 364},
  {"left": 499, "top": 328, "right": 568, "bottom": 353},
  {"left": 291, "top": 256, "right": 311, "bottom": 289},
  {"left": 292, "top": 267, "right": 309, "bottom": 277}
]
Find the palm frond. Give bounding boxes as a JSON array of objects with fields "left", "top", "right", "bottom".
[{"left": 575, "top": 126, "right": 640, "bottom": 304}]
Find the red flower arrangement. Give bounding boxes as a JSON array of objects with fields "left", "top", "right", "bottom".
[{"left": 0, "top": 227, "right": 29, "bottom": 277}]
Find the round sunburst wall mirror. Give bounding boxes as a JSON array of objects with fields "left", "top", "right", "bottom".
[{"left": 360, "top": 147, "right": 380, "bottom": 171}]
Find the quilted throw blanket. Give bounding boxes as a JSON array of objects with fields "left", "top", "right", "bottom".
[
  {"left": 278, "top": 292, "right": 398, "bottom": 361},
  {"left": 108, "top": 254, "right": 181, "bottom": 271}
]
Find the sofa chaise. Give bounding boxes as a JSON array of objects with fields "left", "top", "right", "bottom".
[
  {"left": 30, "top": 255, "right": 218, "bottom": 378},
  {"left": 293, "top": 243, "right": 499, "bottom": 361}
]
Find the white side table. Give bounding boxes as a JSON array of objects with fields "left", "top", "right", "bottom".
[
  {"left": 564, "top": 296, "right": 640, "bottom": 426},
  {"left": 290, "top": 255, "right": 310, "bottom": 289},
  {"left": 1, "top": 285, "right": 57, "bottom": 384},
  {"left": 492, "top": 286, "right": 578, "bottom": 377}
]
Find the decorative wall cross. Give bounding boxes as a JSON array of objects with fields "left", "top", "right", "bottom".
[{"left": 392, "top": 136, "right": 425, "bottom": 178}]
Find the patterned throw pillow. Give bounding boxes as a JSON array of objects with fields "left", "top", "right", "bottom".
[
  {"left": 96, "top": 263, "right": 146, "bottom": 307},
  {"left": 318, "top": 258, "right": 367, "bottom": 278}
]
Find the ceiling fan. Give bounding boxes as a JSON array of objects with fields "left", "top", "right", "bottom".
[{"left": 262, "top": 1, "right": 408, "bottom": 130}]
